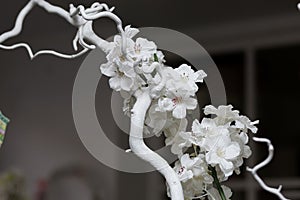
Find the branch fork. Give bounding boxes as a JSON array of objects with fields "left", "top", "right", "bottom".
[{"left": 247, "top": 137, "right": 290, "bottom": 200}]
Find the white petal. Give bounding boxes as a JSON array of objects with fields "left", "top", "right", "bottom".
[
  {"left": 180, "top": 154, "right": 191, "bottom": 166},
  {"left": 239, "top": 132, "right": 249, "bottom": 144},
  {"left": 179, "top": 118, "right": 188, "bottom": 132},
  {"left": 222, "top": 185, "right": 233, "bottom": 200},
  {"left": 206, "top": 151, "right": 220, "bottom": 165},
  {"left": 204, "top": 105, "right": 218, "bottom": 115},
  {"left": 156, "top": 51, "right": 165, "bottom": 62},
  {"left": 143, "top": 62, "right": 159, "bottom": 74},
  {"left": 191, "top": 119, "right": 201, "bottom": 135},
  {"left": 249, "top": 125, "right": 258, "bottom": 133},
  {"left": 171, "top": 143, "right": 183, "bottom": 155},
  {"left": 201, "top": 118, "right": 216, "bottom": 129},
  {"left": 234, "top": 157, "right": 244, "bottom": 168},
  {"left": 234, "top": 120, "right": 245, "bottom": 129},
  {"left": 224, "top": 143, "right": 240, "bottom": 160},
  {"left": 207, "top": 188, "right": 220, "bottom": 200},
  {"left": 109, "top": 76, "right": 121, "bottom": 91},
  {"left": 243, "top": 145, "right": 252, "bottom": 158},
  {"left": 100, "top": 62, "right": 117, "bottom": 77},
  {"left": 219, "top": 159, "right": 234, "bottom": 177},
  {"left": 180, "top": 170, "right": 194, "bottom": 182},
  {"left": 120, "top": 64, "right": 136, "bottom": 78},
  {"left": 107, "top": 37, "right": 121, "bottom": 54},
  {"left": 120, "top": 77, "right": 133, "bottom": 91},
  {"left": 124, "top": 25, "right": 139, "bottom": 38},
  {"left": 193, "top": 70, "right": 207, "bottom": 82},
  {"left": 136, "top": 38, "right": 157, "bottom": 52},
  {"left": 158, "top": 98, "right": 174, "bottom": 111},
  {"left": 173, "top": 104, "right": 187, "bottom": 119},
  {"left": 175, "top": 64, "right": 194, "bottom": 75},
  {"left": 146, "top": 105, "right": 167, "bottom": 134},
  {"left": 184, "top": 97, "right": 198, "bottom": 110},
  {"left": 125, "top": 38, "right": 135, "bottom": 53}
]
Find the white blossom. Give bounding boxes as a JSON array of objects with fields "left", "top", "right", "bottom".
[
  {"left": 168, "top": 132, "right": 194, "bottom": 155},
  {"left": 192, "top": 118, "right": 229, "bottom": 139},
  {"left": 205, "top": 134, "right": 240, "bottom": 177},
  {"left": 107, "top": 34, "right": 135, "bottom": 67},
  {"left": 204, "top": 105, "right": 239, "bottom": 125},
  {"left": 175, "top": 64, "right": 207, "bottom": 83},
  {"left": 190, "top": 106, "right": 258, "bottom": 178},
  {"left": 234, "top": 115, "right": 259, "bottom": 133},
  {"left": 124, "top": 25, "right": 140, "bottom": 39},
  {"left": 174, "top": 154, "right": 198, "bottom": 182},
  {"left": 158, "top": 94, "right": 197, "bottom": 119},
  {"left": 173, "top": 154, "right": 213, "bottom": 199},
  {"left": 230, "top": 131, "right": 252, "bottom": 174},
  {"left": 131, "top": 38, "right": 157, "bottom": 60},
  {"left": 100, "top": 62, "right": 135, "bottom": 91},
  {"left": 165, "top": 64, "right": 206, "bottom": 97}
]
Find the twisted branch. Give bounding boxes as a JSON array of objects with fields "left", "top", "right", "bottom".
[
  {"left": 129, "top": 89, "right": 184, "bottom": 200},
  {"left": 0, "top": 0, "right": 120, "bottom": 59},
  {"left": 247, "top": 137, "right": 290, "bottom": 200}
]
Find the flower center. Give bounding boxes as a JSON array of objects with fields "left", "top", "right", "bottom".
[
  {"left": 115, "top": 68, "right": 124, "bottom": 77},
  {"left": 172, "top": 97, "right": 182, "bottom": 105},
  {"left": 135, "top": 43, "right": 141, "bottom": 54},
  {"left": 180, "top": 72, "right": 189, "bottom": 81},
  {"left": 119, "top": 55, "right": 126, "bottom": 62},
  {"left": 178, "top": 166, "right": 186, "bottom": 175},
  {"left": 217, "top": 149, "right": 225, "bottom": 157}
]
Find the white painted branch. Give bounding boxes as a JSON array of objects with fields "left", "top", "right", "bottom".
[
  {"left": 0, "top": 0, "right": 113, "bottom": 58},
  {"left": 247, "top": 137, "right": 290, "bottom": 200},
  {"left": 0, "top": 43, "right": 88, "bottom": 59},
  {"left": 129, "top": 89, "right": 184, "bottom": 200},
  {"left": 72, "top": 5, "right": 123, "bottom": 33},
  {"left": 32, "top": 0, "right": 122, "bottom": 53}
]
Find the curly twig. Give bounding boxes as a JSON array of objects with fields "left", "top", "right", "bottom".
[
  {"left": 0, "top": 0, "right": 116, "bottom": 59},
  {"left": 73, "top": 4, "right": 126, "bottom": 54},
  {"left": 247, "top": 137, "right": 290, "bottom": 200},
  {"left": 0, "top": 43, "right": 89, "bottom": 59}
]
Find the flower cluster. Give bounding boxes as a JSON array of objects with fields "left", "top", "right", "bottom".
[
  {"left": 156, "top": 64, "right": 206, "bottom": 119},
  {"left": 99, "top": 25, "right": 259, "bottom": 200},
  {"left": 100, "top": 25, "right": 206, "bottom": 118},
  {"left": 167, "top": 105, "right": 259, "bottom": 199},
  {"left": 100, "top": 25, "right": 165, "bottom": 93}
]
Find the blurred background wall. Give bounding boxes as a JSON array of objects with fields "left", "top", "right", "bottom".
[{"left": 0, "top": 0, "right": 299, "bottom": 200}]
